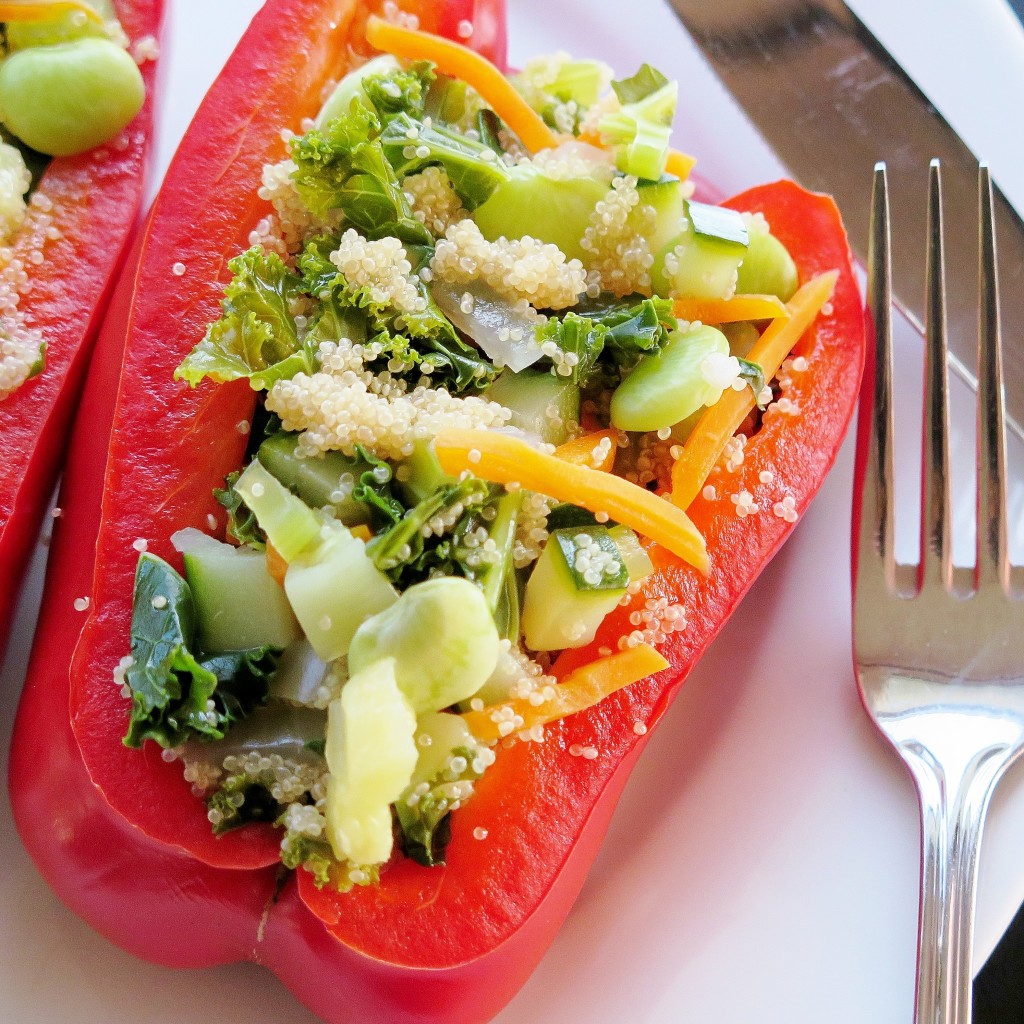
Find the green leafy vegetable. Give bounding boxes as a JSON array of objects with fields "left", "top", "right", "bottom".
[
  {"left": 214, "top": 471, "right": 266, "bottom": 549},
  {"left": 600, "top": 64, "right": 678, "bottom": 180},
  {"left": 175, "top": 248, "right": 313, "bottom": 390},
  {"left": 297, "top": 234, "right": 495, "bottom": 393},
  {"left": 576, "top": 294, "right": 677, "bottom": 371},
  {"left": 367, "top": 477, "right": 491, "bottom": 583},
  {"left": 535, "top": 312, "right": 609, "bottom": 386},
  {"left": 610, "top": 64, "right": 670, "bottom": 106},
  {"left": 123, "top": 554, "right": 278, "bottom": 748},
  {"left": 360, "top": 60, "right": 434, "bottom": 123},
  {"left": 280, "top": 831, "right": 335, "bottom": 887},
  {"left": 737, "top": 357, "right": 768, "bottom": 408},
  {"left": 206, "top": 776, "right": 282, "bottom": 834},
  {"left": 291, "top": 104, "right": 431, "bottom": 246},
  {"left": 351, "top": 444, "right": 405, "bottom": 528},
  {"left": 380, "top": 112, "right": 511, "bottom": 209},
  {"left": 395, "top": 744, "right": 485, "bottom": 867}
]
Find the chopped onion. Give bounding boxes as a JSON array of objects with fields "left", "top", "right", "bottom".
[
  {"left": 182, "top": 706, "right": 328, "bottom": 771},
  {"left": 433, "top": 279, "right": 545, "bottom": 373},
  {"left": 270, "top": 638, "right": 335, "bottom": 706}
]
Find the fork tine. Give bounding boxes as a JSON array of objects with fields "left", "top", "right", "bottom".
[
  {"left": 856, "top": 162, "right": 896, "bottom": 588},
  {"left": 976, "top": 163, "right": 1008, "bottom": 590},
  {"left": 921, "top": 159, "right": 953, "bottom": 590}
]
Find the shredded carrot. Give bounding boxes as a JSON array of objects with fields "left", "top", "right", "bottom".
[
  {"left": 673, "top": 293, "right": 789, "bottom": 324},
  {"left": 670, "top": 272, "right": 838, "bottom": 510},
  {"left": 0, "top": 0, "right": 102, "bottom": 22},
  {"left": 461, "top": 643, "right": 668, "bottom": 742},
  {"left": 434, "top": 429, "right": 708, "bottom": 573},
  {"left": 365, "top": 15, "right": 558, "bottom": 153},
  {"left": 665, "top": 149, "right": 697, "bottom": 181},
  {"left": 265, "top": 541, "right": 287, "bottom": 587},
  {"left": 553, "top": 429, "right": 618, "bottom": 473},
  {"left": 349, "top": 524, "right": 373, "bottom": 543}
]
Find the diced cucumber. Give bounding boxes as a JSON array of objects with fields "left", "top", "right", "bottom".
[
  {"left": 171, "top": 528, "right": 300, "bottom": 653},
  {"left": 550, "top": 526, "right": 628, "bottom": 591},
  {"left": 396, "top": 438, "right": 454, "bottom": 505},
  {"left": 472, "top": 163, "right": 608, "bottom": 263},
  {"left": 324, "top": 657, "right": 418, "bottom": 866},
  {"left": 316, "top": 54, "right": 401, "bottom": 127},
  {"left": 522, "top": 528, "right": 627, "bottom": 650},
  {"left": 285, "top": 525, "right": 399, "bottom": 662},
  {"left": 485, "top": 368, "right": 580, "bottom": 445},
  {"left": 348, "top": 577, "right": 499, "bottom": 714},
  {"left": 635, "top": 175, "right": 686, "bottom": 258},
  {"left": 735, "top": 216, "right": 799, "bottom": 301},
  {"left": 652, "top": 201, "right": 749, "bottom": 301},
  {"left": 610, "top": 324, "right": 730, "bottom": 432},
  {"left": 234, "top": 460, "right": 322, "bottom": 563},
  {"left": 257, "top": 433, "right": 371, "bottom": 526},
  {"left": 609, "top": 526, "right": 655, "bottom": 584}
]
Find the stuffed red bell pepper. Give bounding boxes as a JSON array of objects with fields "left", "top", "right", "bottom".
[
  {"left": 0, "top": 0, "right": 162, "bottom": 652},
  {"left": 10, "top": 1, "right": 864, "bottom": 1022}
]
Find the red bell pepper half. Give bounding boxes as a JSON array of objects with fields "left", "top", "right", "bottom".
[
  {"left": 0, "top": 0, "right": 164, "bottom": 654},
  {"left": 9, "top": 1, "right": 864, "bottom": 1021}
]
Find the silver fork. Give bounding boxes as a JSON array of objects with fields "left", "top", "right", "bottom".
[{"left": 853, "top": 159, "right": 1024, "bottom": 1024}]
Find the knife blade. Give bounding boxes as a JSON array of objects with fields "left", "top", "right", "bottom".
[{"left": 665, "top": 0, "right": 1024, "bottom": 441}]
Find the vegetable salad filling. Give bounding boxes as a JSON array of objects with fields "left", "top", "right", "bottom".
[
  {"left": 121, "top": 16, "right": 835, "bottom": 889},
  {"left": 0, "top": 0, "right": 150, "bottom": 400}
]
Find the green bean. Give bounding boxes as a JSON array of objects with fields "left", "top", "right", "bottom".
[
  {"left": 735, "top": 219, "right": 799, "bottom": 301},
  {"left": 0, "top": 37, "right": 144, "bottom": 157},
  {"left": 610, "top": 324, "right": 731, "bottom": 433}
]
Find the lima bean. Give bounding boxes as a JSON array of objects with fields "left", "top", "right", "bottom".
[{"left": 0, "top": 37, "right": 144, "bottom": 157}]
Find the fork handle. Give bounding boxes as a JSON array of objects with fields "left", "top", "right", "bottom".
[{"left": 904, "top": 737, "right": 1013, "bottom": 1024}]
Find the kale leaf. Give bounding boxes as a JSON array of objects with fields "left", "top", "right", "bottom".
[
  {"left": 351, "top": 444, "right": 406, "bottom": 528},
  {"left": 380, "top": 112, "right": 511, "bottom": 209},
  {"left": 214, "top": 470, "right": 266, "bottom": 549},
  {"left": 534, "top": 312, "right": 609, "bottom": 386},
  {"left": 175, "top": 248, "right": 314, "bottom": 390},
  {"left": 290, "top": 104, "right": 431, "bottom": 246}
]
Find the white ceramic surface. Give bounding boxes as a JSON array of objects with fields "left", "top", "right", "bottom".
[{"left": 2, "top": 2, "right": 1024, "bottom": 1022}]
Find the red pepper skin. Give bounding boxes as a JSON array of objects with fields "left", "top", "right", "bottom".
[
  {"left": 9, "top": 3, "right": 863, "bottom": 1022},
  {"left": 0, "top": 0, "right": 164, "bottom": 655}
]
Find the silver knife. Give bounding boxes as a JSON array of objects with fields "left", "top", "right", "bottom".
[{"left": 665, "top": 0, "right": 1024, "bottom": 441}]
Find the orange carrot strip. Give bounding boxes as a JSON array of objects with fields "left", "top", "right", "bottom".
[
  {"left": 265, "top": 541, "right": 287, "bottom": 587},
  {"left": 349, "top": 524, "right": 372, "bottom": 543},
  {"left": 673, "top": 293, "right": 789, "bottom": 324},
  {"left": 434, "top": 428, "right": 708, "bottom": 573},
  {"left": 670, "top": 272, "right": 838, "bottom": 510},
  {"left": 461, "top": 643, "right": 668, "bottom": 742},
  {"left": 365, "top": 15, "right": 559, "bottom": 153},
  {"left": 553, "top": 429, "right": 618, "bottom": 473}
]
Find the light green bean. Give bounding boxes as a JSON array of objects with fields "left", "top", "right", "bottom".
[
  {"left": 610, "top": 324, "right": 730, "bottom": 433},
  {"left": 0, "top": 37, "right": 144, "bottom": 157},
  {"left": 735, "top": 220, "right": 799, "bottom": 301}
]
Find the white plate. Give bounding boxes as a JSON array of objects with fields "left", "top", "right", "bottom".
[{"left": 3, "top": 1, "right": 1024, "bottom": 1022}]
